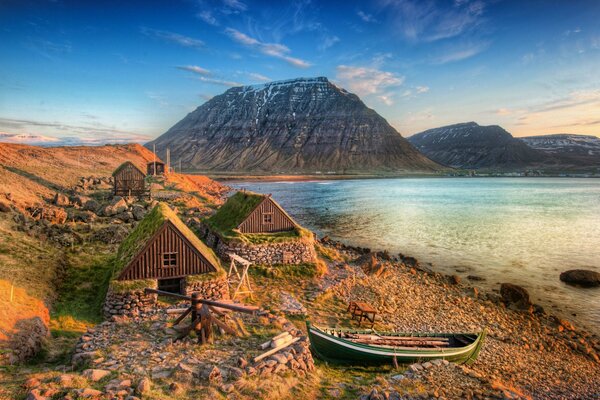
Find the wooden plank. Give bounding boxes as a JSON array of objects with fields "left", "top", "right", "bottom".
[
  {"left": 253, "top": 337, "right": 301, "bottom": 363},
  {"left": 172, "top": 307, "right": 192, "bottom": 326}
]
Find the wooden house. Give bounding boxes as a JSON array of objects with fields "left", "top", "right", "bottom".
[
  {"left": 113, "top": 202, "right": 223, "bottom": 293},
  {"left": 147, "top": 160, "right": 166, "bottom": 176},
  {"left": 112, "top": 161, "right": 146, "bottom": 197},
  {"left": 207, "top": 191, "right": 297, "bottom": 235}
]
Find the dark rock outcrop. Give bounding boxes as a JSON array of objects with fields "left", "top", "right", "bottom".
[
  {"left": 147, "top": 77, "right": 441, "bottom": 175},
  {"left": 500, "top": 283, "right": 531, "bottom": 309},
  {"left": 520, "top": 134, "right": 600, "bottom": 169},
  {"left": 560, "top": 269, "right": 600, "bottom": 287}
]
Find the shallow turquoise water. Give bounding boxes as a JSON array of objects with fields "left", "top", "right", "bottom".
[{"left": 232, "top": 178, "right": 600, "bottom": 333}]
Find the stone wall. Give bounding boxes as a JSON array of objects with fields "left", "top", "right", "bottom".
[
  {"left": 182, "top": 276, "right": 229, "bottom": 299},
  {"left": 4, "top": 317, "right": 49, "bottom": 364},
  {"left": 103, "top": 287, "right": 157, "bottom": 319},
  {"left": 203, "top": 229, "right": 317, "bottom": 265}
]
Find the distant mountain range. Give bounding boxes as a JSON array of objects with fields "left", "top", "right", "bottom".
[
  {"left": 409, "top": 122, "right": 600, "bottom": 171},
  {"left": 146, "top": 77, "right": 441, "bottom": 175}
]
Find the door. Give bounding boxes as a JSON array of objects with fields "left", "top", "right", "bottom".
[{"left": 158, "top": 277, "right": 183, "bottom": 294}]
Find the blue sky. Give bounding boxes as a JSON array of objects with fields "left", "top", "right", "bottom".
[{"left": 1, "top": 0, "right": 599, "bottom": 145}]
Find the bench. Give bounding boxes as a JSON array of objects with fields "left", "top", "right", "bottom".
[{"left": 348, "top": 301, "right": 377, "bottom": 328}]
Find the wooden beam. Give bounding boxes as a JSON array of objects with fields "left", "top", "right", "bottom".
[
  {"left": 145, "top": 288, "right": 191, "bottom": 300},
  {"left": 253, "top": 337, "right": 300, "bottom": 363}
]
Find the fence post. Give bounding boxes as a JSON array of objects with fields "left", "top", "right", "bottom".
[{"left": 192, "top": 292, "right": 201, "bottom": 336}]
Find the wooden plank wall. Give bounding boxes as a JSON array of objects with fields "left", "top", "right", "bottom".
[
  {"left": 118, "top": 222, "right": 216, "bottom": 280},
  {"left": 238, "top": 198, "right": 295, "bottom": 233},
  {"left": 114, "top": 163, "right": 146, "bottom": 196}
]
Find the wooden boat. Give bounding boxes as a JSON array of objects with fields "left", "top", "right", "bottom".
[{"left": 307, "top": 322, "right": 486, "bottom": 365}]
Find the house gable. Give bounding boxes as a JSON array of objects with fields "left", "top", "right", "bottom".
[
  {"left": 118, "top": 221, "right": 218, "bottom": 280},
  {"left": 237, "top": 197, "right": 296, "bottom": 234},
  {"left": 113, "top": 161, "right": 146, "bottom": 196}
]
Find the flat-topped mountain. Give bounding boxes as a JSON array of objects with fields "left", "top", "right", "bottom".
[
  {"left": 408, "top": 122, "right": 548, "bottom": 170},
  {"left": 520, "top": 134, "right": 600, "bottom": 168},
  {"left": 146, "top": 77, "right": 441, "bottom": 175}
]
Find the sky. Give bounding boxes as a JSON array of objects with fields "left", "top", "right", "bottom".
[{"left": 1, "top": 0, "right": 599, "bottom": 146}]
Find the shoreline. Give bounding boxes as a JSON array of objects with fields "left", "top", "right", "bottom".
[{"left": 203, "top": 174, "right": 600, "bottom": 182}]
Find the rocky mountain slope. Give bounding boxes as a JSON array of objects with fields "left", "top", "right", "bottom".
[
  {"left": 520, "top": 134, "right": 600, "bottom": 168},
  {"left": 408, "top": 122, "right": 549, "bottom": 170},
  {"left": 146, "top": 77, "right": 441, "bottom": 175}
]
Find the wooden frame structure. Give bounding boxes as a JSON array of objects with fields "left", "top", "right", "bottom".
[
  {"left": 348, "top": 301, "right": 377, "bottom": 328},
  {"left": 145, "top": 288, "right": 258, "bottom": 344},
  {"left": 147, "top": 161, "right": 166, "bottom": 176},
  {"left": 237, "top": 194, "right": 297, "bottom": 234},
  {"left": 227, "top": 253, "right": 253, "bottom": 300}
]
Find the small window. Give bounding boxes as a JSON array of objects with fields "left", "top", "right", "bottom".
[
  {"left": 163, "top": 252, "right": 177, "bottom": 268},
  {"left": 262, "top": 213, "right": 273, "bottom": 224}
]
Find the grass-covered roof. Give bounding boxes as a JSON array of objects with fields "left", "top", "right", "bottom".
[
  {"left": 112, "top": 161, "right": 145, "bottom": 177},
  {"left": 205, "top": 191, "right": 265, "bottom": 235},
  {"left": 112, "top": 202, "right": 222, "bottom": 280}
]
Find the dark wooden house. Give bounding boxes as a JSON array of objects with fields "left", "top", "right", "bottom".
[
  {"left": 112, "top": 161, "right": 146, "bottom": 197},
  {"left": 207, "top": 191, "right": 297, "bottom": 235},
  {"left": 113, "top": 202, "right": 223, "bottom": 293},
  {"left": 147, "top": 160, "right": 166, "bottom": 176}
]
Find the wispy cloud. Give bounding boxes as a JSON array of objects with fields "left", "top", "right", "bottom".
[
  {"left": 247, "top": 72, "right": 271, "bottom": 82},
  {"left": 336, "top": 65, "right": 404, "bottom": 105},
  {"left": 432, "top": 41, "right": 489, "bottom": 64},
  {"left": 357, "top": 10, "right": 377, "bottom": 23},
  {"left": 197, "top": 10, "right": 219, "bottom": 26},
  {"left": 0, "top": 118, "right": 152, "bottom": 145},
  {"left": 145, "top": 92, "right": 169, "bottom": 108},
  {"left": 225, "top": 28, "right": 311, "bottom": 68},
  {"left": 415, "top": 85, "right": 429, "bottom": 94},
  {"left": 380, "top": 0, "right": 487, "bottom": 42},
  {"left": 222, "top": 0, "right": 247, "bottom": 12},
  {"left": 26, "top": 39, "right": 72, "bottom": 60},
  {"left": 176, "top": 65, "right": 211, "bottom": 76},
  {"left": 140, "top": 27, "right": 204, "bottom": 49},
  {"left": 318, "top": 35, "right": 340, "bottom": 51},
  {"left": 197, "top": 76, "right": 241, "bottom": 87}
]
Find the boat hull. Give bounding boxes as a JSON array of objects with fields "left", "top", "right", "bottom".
[{"left": 307, "top": 323, "right": 486, "bottom": 366}]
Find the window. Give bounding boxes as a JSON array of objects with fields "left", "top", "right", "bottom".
[
  {"left": 262, "top": 213, "right": 273, "bottom": 224},
  {"left": 163, "top": 252, "right": 177, "bottom": 268}
]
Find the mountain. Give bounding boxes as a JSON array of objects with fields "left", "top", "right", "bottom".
[
  {"left": 520, "top": 134, "right": 600, "bottom": 168},
  {"left": 146, "top": 77, "right": 441, "bottom": 175},
  {"left": 408, "top": 122, "right": 548, "bottom": 170}
]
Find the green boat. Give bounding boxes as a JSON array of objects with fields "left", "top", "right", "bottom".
[{"left": 307, "top": 322, "right": 486, "bottom": 366}]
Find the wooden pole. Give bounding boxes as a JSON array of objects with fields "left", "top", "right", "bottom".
[
  {"left": 254, "top": 337, "right": 300, "bottom": 363},
  {"left": 153, "top": 144, "right": 156, "bottom": 176},
  {"left": 191, "top": 293, "right": 200, "bottom": 333}
]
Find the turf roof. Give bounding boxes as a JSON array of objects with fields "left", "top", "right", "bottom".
[
  {"left": 112, "top": 202, "right": 223, "bottom": 280},
  {"left": 205, "top": 191, "right": 265, "bottom": 235},
  {"left": 112, "top": 161, "right": 145, "bottom": 177}
]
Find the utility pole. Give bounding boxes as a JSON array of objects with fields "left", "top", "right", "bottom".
[
  {"left": 179, "top": 158, "right": 182, "bottom": 173},
  {"left": 166, "top": 148, "right": 170, "bottom": 174},
  {"left": 153, "top": 144, "right": 156, "bottom": 176}
]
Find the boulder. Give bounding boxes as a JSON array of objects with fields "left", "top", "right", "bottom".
[
  {"left": 91, "top": 225, "right": 129, "bottom": 244},
  {"left": 82, "top": 199, "right": 101, "bottom": 212},
  {"left": 132, "top": 205, "right": 146, "bottom": 221},
  {"left": 560, "top": 269, "right": 600, "bottom": 287},
  {"left": 53, "top": 193, "right": 71, "bottom": 206},
  {"left": 136, "top": 377, "right": 151, "bottom": 395},
  {"left": 83, "top": 368, "right": 111, "bottom": 382},
  {"left": 500, "top": 283, "right": 531, "bottom": 309},
  {"left": 0, "top": 201, "right": 11, "bottom": 212}
]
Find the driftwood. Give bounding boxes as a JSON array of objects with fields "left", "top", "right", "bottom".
[
  {"left": 254, "top": 337, "right": 301, "bottom": 363},
  {"left": 260, "top": 332, "right": 292, "bottom": 350}
]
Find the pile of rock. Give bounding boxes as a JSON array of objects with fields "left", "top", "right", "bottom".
[
  {"left": 5, "top": 316, "right": 49, "bottom": 364},
  {"left": 249, "top": 337, "right": 314, "bottom": 378},
  {"left": 183, "top": 277, "right": 229, "bottom": 299},
  {"left": 74, "top": 176, "right": 112, "bottom": 192},
  {"left": 103, "top": 288, "right": 157, "bottom": 319},
  {"left": 213, "top": 237, "right": 317, "bottom": 265}
]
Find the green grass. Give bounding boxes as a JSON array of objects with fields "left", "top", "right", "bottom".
[
  {"left": 251, "top": 262, "right": 324, "bottom": 279},
  {"left": 50, "top": 244, "right": 113, "bottom": 335},
  {"left": 204, "top": 191, "right": 264, "bottom": 237}
]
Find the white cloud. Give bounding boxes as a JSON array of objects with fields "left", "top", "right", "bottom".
[
  {"left": 222, "top": 0, "right": 247, "bottom": 12},
  {"left": 140, "top": 27, "right": 204, "bottom": 49},
  {"left": 197, "top": 76, "right": 241, "bottom": 87},
  {"left": 416, "top": 86, "right": 429, "bottom": 94},
  {"left": 495, "top": 108, "right": 512, "bottom": 116},
  {"left": 380, "top": 0, "right": 486, "bottom": 42},
  {"left": 433, "top": 42, "right": 489, "bottom": 64},
  {"left": 318, "top": 35, "right": 340, "bottom": 51},
  {"left": 357, "top": 10, "right": 377, "bottom": 23},
  {"left": 176, "top": 65, "right": 211, "bottom": 76},
  {"left": 225, "top": 28, "right": 311, "bottom": 68},
  {"left": 336, "top": 65, "right": 404, "bottom": 104},
  {"left": 197, "top": 10, "right": 219, "bottom": 26},
  {"left": 248, "top": 72, "right": 271, "bottom": 82}
]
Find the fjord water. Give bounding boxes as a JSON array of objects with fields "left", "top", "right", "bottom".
[{"left": 233, "top": 178, "right": 600, "bottom": 333}]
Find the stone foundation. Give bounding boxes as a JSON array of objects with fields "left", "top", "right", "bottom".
[
  {"left": 103, "top": 288, "right": 157, "bottom": 319},
  {"left": 202, "top": 229, "right": 316, "bottom": 265},
  {"left": 5, "top": 317, "right": 49, "bottom": 364},
  {"left": 183, "top": 276, "right": 229, "bottom": 299}
]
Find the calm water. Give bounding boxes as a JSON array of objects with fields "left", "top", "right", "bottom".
[{"left": 232, "top": 178, "right": 600, "bottom": 333}]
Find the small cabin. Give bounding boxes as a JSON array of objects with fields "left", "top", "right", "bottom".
[
  {"left": 112, "top": 161, "right": 146, "bottom": 197},
  {"left": 113, "top": 202, "right": 223, "bottom": 294},
  {"left": 208, "top": 191, "right": 297, "bottom": 235},
  {"left": 147, "top": 161, "right": 166, "bottom": 176}
]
